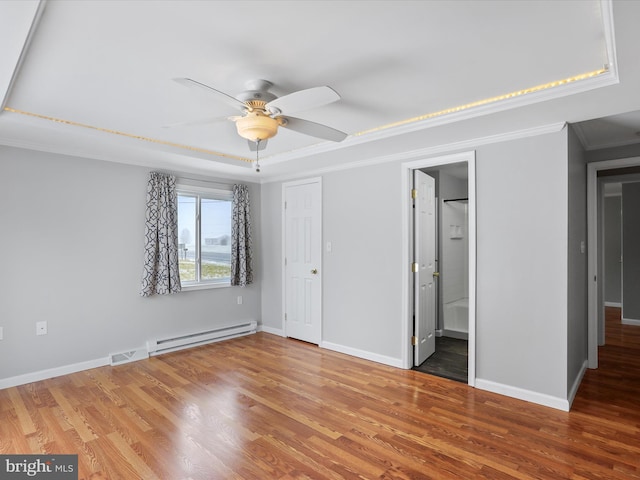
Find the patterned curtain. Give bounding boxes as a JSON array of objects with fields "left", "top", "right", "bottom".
[
  {"left": 140, "top": 172, "right": 182, "bottom": 296},
  {"left": 231, "top": 184, "right": 253, "bottom": 286}
]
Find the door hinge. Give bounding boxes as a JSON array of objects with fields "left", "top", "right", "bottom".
[
  {"left": 411, "top": 188, "right": 418, "bottom": 199},
  {"left": 285, "top": 313, "right": 287, "bottom": 321},
  {"left": 412, "top": 336, "right": 418, "bottom": 346},
  {"left": 412, "top": 262, "right": 419, "bottom": 273}
]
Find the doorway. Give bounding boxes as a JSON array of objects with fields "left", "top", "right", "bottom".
[
  {"left": 414, "top": 163, "right": 469, "bottom": 382},
  {"left": 588, "top": 158, "right": 640, "bottom": 368},
  {"left": 401, "top": 151, "right": 476, "bottom": 386},
  {"left": 283, "top": 177, "right": 323, "bottom": 345}
]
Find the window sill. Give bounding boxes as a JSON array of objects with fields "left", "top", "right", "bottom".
[{"left": 180, "top": 282, "right": 231, "bottom": 292}]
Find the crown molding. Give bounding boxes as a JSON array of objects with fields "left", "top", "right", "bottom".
[{"left": 261, "top": 122, "right": 566, "bottom": 184}]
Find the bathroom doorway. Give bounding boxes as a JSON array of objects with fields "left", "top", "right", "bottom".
[
  {"left": 401, "top": 151, "right": 476, "bottom": 385},
  {"left": 414, "top": 161, "right": 470, "bottom": 383}
]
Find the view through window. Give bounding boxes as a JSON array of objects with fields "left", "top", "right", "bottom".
[{"left": 177, "top": 189, "right": 232, "bottom": 286}]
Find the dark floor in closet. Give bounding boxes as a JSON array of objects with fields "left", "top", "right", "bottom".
[{"left": 413, "top": 336, "right": 468, "bottom": 383}]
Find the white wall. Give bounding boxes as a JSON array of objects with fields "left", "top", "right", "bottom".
[
  {"left": 439, "top": 171, "right": 468, "bottom": 305},
  {"left": 0, "top": 146, "right": 261, "bottom": 384}
]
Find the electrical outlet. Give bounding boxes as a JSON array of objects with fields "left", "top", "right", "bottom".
[
  {"left": 237, "top": 296, "right": 243, "bottom": 305},
  {"left": 36, "top": 321, "right": 47, "bottom": 336}
]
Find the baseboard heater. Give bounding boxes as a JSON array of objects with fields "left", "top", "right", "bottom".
[{"left": 147, "top": 320, "right": 257, "bottom": 356}]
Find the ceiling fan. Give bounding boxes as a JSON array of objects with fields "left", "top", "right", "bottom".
[{"left": 173, "top": 78, "right": 348, "bottom": 153}]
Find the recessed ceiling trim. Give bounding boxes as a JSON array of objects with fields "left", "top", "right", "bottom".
[
  {"left": 263, "top": 66, "right": 615, "bottom": 167},
  {"left": 3, "top": 106, "right": 253, "bottom": 163},
  {"left": 264, "top": 0, "right": 618, "bottom": 167}
]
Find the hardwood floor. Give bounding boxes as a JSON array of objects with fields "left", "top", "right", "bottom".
[{"left": 1, "top": 308, "right": 639, "bottom": 479}]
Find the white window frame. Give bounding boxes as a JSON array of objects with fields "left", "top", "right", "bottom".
[{"left": 177, "top": 183, "right": 233, "bottom": 290}]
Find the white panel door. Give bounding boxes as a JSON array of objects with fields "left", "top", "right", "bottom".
[
  {"left": 284, "top": 180, "right": 322, "bottom": 344},
  {"left": 414, "top": 170, "right": 437, "bottom": 365}
]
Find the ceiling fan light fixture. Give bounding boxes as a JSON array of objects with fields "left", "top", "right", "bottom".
[{"left": 235, "top": 111, "right": 280, "bottom": 141}]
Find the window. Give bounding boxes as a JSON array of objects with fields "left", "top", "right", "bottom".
[{"left": 177, "top": 185, "right": 233, "bottom": 288}]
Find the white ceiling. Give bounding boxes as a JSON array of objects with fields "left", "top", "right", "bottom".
[{"left": 2, "top": 0, "right": 640, "bottom": 181}]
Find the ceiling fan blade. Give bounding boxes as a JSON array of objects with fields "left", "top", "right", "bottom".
[
  {"left": 162, "top": 115, "right": 230, "bottom": 128},
  {"left": 248, "top": 139, "right": 268, "bottom": 151},
  {"left": 266, "top": 86, "right": 340, "bottom": 115},
  {"left": 174, "top": 78, "right": 247, "bottom": 112},
  {"left": 281, "top": 116, "right": 348, "bottom": 142}
]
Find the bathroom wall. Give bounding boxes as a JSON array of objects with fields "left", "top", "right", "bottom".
[{"left": 438, "top": 170, "right": 468, "bottom": 335}]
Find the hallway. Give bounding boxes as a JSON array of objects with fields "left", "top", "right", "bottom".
[{"left": 572, "top": 307, "right": 640, "bottom": 417}]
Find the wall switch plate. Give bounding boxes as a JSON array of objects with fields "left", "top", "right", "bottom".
[
  {"left": 36, "top": 321, "right": 47, "bottom": 336},
  {"left": 0, "top": 326, "right": 3, "bottom": 340},
  {"left": 237, "top": 296, "right": 243, "bottom": 305}
]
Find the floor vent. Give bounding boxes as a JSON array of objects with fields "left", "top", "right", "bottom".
[
  {"left": 147, "top": 320, "right": 257, "bottom": 356},
  {"left": 110, "top": 349, "right": 149, "bottom": 366}
]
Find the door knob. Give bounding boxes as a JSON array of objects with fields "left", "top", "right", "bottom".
[{"left": 311, "top": 268, "right": 318, "bottom": 275}]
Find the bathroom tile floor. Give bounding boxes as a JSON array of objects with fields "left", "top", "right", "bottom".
[{"left": 413, "top": 336, "right": 468, "bottom": 383}]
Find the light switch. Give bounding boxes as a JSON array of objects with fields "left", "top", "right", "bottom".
[{"left": 36, "top": 321, "right": 47, "bottom": 335}]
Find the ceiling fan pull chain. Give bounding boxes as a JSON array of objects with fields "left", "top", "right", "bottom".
[{"left": 255, "top": 140, "right": 261, "bottom": 173}]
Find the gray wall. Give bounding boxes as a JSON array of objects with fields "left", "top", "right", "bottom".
[
  {"left": 567, "top": 126, "right": 588, "bottom": 395},
  {"left": 604, "top": 195, "right": 622, "bottom": 305},
  {"left": 259, "top": 181, "right": 283, "bottom": 333},
  {"left": 622, "top": 182, "right": 640, "bottom": 320},
  {"left": 3, "top": 126, "right": 581, "bottom": 405},
  {"left": 261, "top": 128, "right": 573, "bottom": 401},
  {"left": 322, "top": 163, "right": 404, "bottom": 358},
  {"left": 475, "top": 131, "right": 568, "bottom": 399},
  {"left": 0, "top": 146, "right": 261, "bottom": 381}
]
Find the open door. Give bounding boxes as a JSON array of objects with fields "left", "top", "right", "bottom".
[{"left": 414, "top": 170, "right": 437, "bottom": 366}]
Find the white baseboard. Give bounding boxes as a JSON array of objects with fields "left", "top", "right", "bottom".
[
  {"left": 443, "top": 329, "right": 469, "bottom": 340},
  {"left": 320, "top": 341, "right": 404, "bottom": 368},
  {"left": 258, "top": 324, "right": 285, "bottom": 337},
  {"left": 568, "top": 360, "right": 588, "bottom": 408},
  {"left": 622, "top": 317, "right": 640, "bottom": 326},
  {"left": 475, "top": 378, "right": 570, "bottom": 412},
  {"left": 0, "top": 357, "right": 110, "bottom": 390},
  {"left": 605, "top": 302, "right": 622, "bottom": 307}
]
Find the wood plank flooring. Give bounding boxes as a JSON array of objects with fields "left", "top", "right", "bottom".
[{"left": 1, "top": 308, "right": 639, "bottom": 479}]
